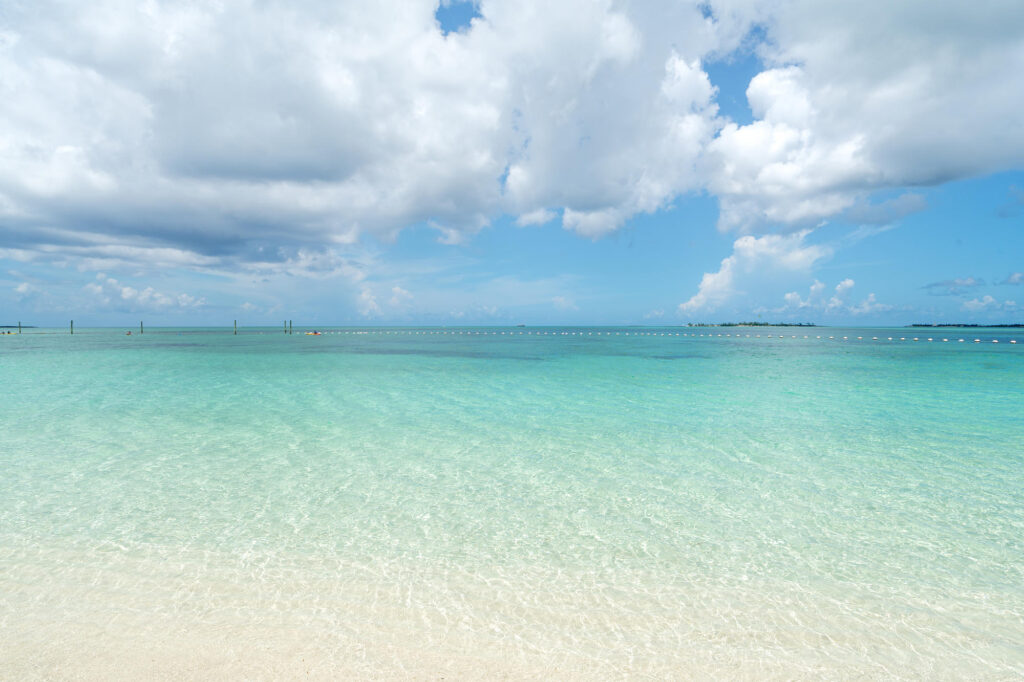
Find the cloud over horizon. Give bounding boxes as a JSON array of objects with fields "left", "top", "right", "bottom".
[{"left": 2, "top": 0, "right": 1023, "bottom": 322}]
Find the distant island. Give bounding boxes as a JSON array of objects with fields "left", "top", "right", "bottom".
[
  {"left": 687, "top": 322, "right": 817, "bottom": 327},
  {"left": 908, "top": 323, "right": 1024, "bottom": 328}
]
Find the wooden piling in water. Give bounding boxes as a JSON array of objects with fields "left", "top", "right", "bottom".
[
  {"left": 140, "top": 321, "right": 144, "bottom": 335},
  {"left": 289, "top": 320, "right": 292, "bottom": 335},
  {"left": 70, "top": 320, "right": 74, "bottom": 335},
  {"left": 234, "top": 320, "right": 237, "bottom": 335},
  {"left": 18, "top": 321, "right": 21, "bottom": 334},
  {"left": 284, "top": 320, "right": 287, "bottom": 334}
]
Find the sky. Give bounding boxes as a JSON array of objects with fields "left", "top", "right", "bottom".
[{"left": 1, "top": 0, "right": 1023, "bottom": 327}]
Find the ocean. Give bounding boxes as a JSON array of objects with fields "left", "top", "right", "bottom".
[{"left": 1, "top": 326, "right": 1022, "bottom": 679}]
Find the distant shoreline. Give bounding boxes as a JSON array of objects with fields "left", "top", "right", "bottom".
[
  {"left": 908, "top": 323, "right": 1024, "bottom": 328},
  {"left": 688, "top": 322, "right": 817, "bottom": 327}
]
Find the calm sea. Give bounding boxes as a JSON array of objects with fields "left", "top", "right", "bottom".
[{"left": 1, "top": 326, "right": 1022, "bottom": 679}]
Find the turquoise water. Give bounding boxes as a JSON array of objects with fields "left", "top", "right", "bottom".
[{"left": 1, "top": 327, "right": 1022, "bottom": 679}]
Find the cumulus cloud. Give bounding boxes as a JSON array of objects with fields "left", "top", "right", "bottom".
[
  {"left": 999, "top": 272, "right": 1023, "bottom": 285},
  {"left": 775, "top": 277, "right": 889, "bottom": 316},
  {"left": 389, "top": 286, "right": 413, "bottom": 306},
  {"left": 706, "top": 66, "right": 871, "bottom": 231},
  {"left": 823, "top": 276, "right": 856, "bottom": 307},
  {"left": 2, "top": 0, "right": 1023, "bottom": 318},
  {"left": 961, "top": 295, "right": 1017, "bottom": 312},
  {"left": 0, "top": 0, "right": 733, "bottom": 263},
  {"left": 679, "top": 230, "right": 831, "bottom": 313},
  {"left": 13, "top": 282, "right": 38, "bottom": 300},
  {"left": 84, "top": 273, "right": 204, "bottom": 311},
  {"left": 826, "top": 278, "right": 855, "bottom": 312},
  {"left": 849, "top": 292, "right": 892, "bottom": 315},
  {"left": 357, "top": 287, "right": 381, "bottom": 317},
  {"left": 779, "top": 279, "right": 825, "bottom": 310},
  {"left": 962, "top": 295, "right": 997, "bottom": 312},
  {"left": 515, "top": 208, "right": 556, "bottom": 227},
  {"left": 706, "top": 1, "right": 1024, "bottom": 233}
]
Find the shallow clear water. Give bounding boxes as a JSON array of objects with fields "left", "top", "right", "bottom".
[{"left": 1, "top": 327, "right": 1022, "bottom": 679}]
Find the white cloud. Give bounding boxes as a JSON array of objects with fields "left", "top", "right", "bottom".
[
  {"left": 13, "top": 281, "right": 38, "bottom": 301},
  {"left": 561, "top": 208, "right": 628, "bottom": 239},
  {"left": 962, "top": 295, "right": 999, "bottom": 312},
  {"left": 241, "top": 248, "right": 367, "bottom": 282},
  {"left": 679, "top": 230, "right": 831, "bottom": 313},
  {"left": 515, "top": 208, "right": 556, "bottom": 227},
  {"left": 389, "top": 285, "right": 413, "bottom": 306},
  {"left": 775, "top": 277, "right": 889, "bottom": 316},
  {"left": 826, "top": 278, "right": 855, "bottom": 312},
  {"left": 961, "top": 295, "right": 1017, "bottom": 312},
  {"left": 84, "top": 273, "right": 204, "bottom": 311},
  {"left": 999, "top": 272, "right": 1024, "bottom": 285},
  {"left": 0, "top": 0, "right": 729, "bottom": 261},
  {"left": 1, "top": 0, "right": 1021, "bottom": 305},
  {"left": 357, "top": 287, "right": 381, "bottom": 317},
  {"left": 849, "top": 292, "right": 891, "bottom": 315},
  {"left": 706, "top": 67, "right": 869, "bottom": 232},
  {"left": 779, "top": 279, "right": 824, "bottom": 310},
  {"left": 706, "top": 1, "right": 1024, "bottom": 233}
]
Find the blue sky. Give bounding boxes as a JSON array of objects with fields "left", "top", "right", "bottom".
[{"left": 2, "top": 1, "right": 1023, "bottom": 326}]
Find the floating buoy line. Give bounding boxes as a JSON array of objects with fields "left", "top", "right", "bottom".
[{"left": 295, "top": 330, "right": 1019, "bottom": 345}]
